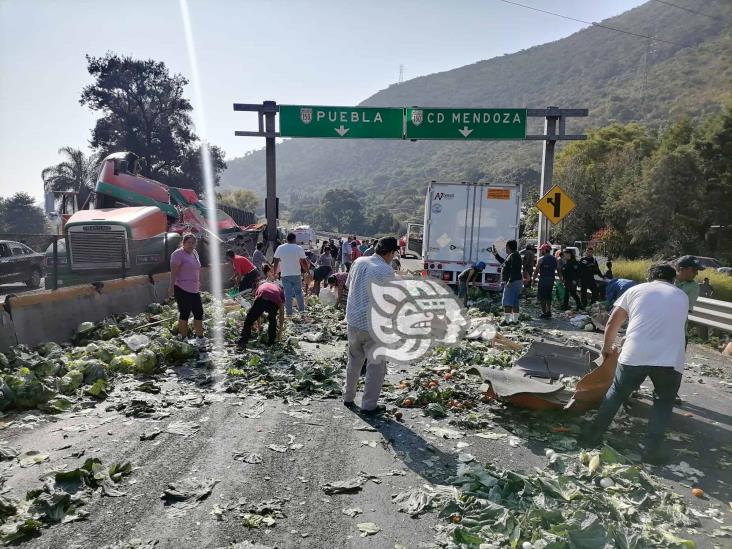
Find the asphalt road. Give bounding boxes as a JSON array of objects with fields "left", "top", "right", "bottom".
[{"left": 0, "top": 293, "right": 730, "bottom": 548}]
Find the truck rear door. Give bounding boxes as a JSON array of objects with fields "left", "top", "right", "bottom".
[
  {"left": 424, "top": 183, "right": 471, "bottom": 263},
  {"left": 471, "top": 185, "right": 521, "bottom": 265}
]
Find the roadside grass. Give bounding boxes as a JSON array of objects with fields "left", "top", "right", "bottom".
[{"left": 613, "top": 259, "right": 732, "bottom": 302}]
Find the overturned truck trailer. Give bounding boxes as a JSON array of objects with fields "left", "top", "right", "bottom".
[{"left": 469, "top": 341, "right": 617, "bottom": 411}]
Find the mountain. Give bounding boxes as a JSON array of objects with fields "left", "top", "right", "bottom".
[{"left": 222, "top": 0, "right": 732, "bottom": 223}]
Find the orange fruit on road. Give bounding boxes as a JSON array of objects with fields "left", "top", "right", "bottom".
[
  {"left": 402, "top": 398, "right": 414, "bottom": 408},
  {"left": 691, "top": 487, "right": 704, "bottom": 498}
]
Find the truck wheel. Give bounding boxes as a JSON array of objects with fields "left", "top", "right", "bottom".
[{"left": 26, "top": 269, "right": 41, "bottom": 288}]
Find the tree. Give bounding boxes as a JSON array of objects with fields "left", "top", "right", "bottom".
[
  {"left": 218, "top": 189, "right": 261, "bottom": 213},
  {"left": 364, "top": 211, "right": 402, "bottom": 236},
  {"left": 0, "top": 193, "right": 48, "bottom": 235},
  {"left": 316, "top": 189, "right": 364, "bottom": 233},
  {"left": 41, "top": 147, "right": 101, "bottom": 194},
  {"left": 554, "top": 114, "right": 731, "bottom": 260},
  {"left": 80, "top": 53, "right": 225, "bottom": 194},
  {"left": 555, "top": 123, "right": 656, "bottom": 247}
]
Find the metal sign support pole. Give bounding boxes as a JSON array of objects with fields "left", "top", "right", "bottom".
[
  {"left": 263, "top": 101, "right": 277, "bottom": 245},
  {"left": 234, "top": 101, "right": 283, "bottom": 250},
  {"left": 537, "top": 108, "right": 558, "bottom": 247}
]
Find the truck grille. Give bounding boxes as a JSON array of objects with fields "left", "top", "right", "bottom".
[{"left": 68, "top": 227, "right": 129, "bottom": 270}]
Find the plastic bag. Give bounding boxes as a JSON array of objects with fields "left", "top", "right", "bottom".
[
  {"left": 319, "top": 287, "right": 337, "bottom": 306},
  {"left": 555, "top": 281, "right": 567, "bottom": 303}
]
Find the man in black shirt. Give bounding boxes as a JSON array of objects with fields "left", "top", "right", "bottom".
[
  {"left": 493, "top": 240, "right": 523, "bottom": 324},
  {"left": 561, "top": 249, "right": 583, "bottom": 311},
  {"left": 579, "top": 247, "right": 601, "bottom": 308},
  {"left": 522, "top": 244, "right": 536, "bottom": 288}
]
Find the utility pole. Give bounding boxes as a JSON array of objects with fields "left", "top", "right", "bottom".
[
  {"left": 263, "top": 101, "right": 277, "bottom": 244},
  {"left": 233, "top": 102, "right": 280, "bottom": 247},
  {"left": 537, "top": 107, "right": 558, "bottom": 247}
]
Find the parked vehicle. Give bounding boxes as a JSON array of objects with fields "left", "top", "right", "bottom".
[
  {"left": 422, "top": 181, "right": 521, "bottom": 290},
  {"left": 0, "top": 240, "right": 45, "bottom": 288},
  {"left": 291, "top": 225, "right": 316, "bottom": 249},
  {"left": 404, "top": 222, "right": 423, "bottom": 259},
  {"left": 671, "top": 256, "right": 721, "bottom": 269}
]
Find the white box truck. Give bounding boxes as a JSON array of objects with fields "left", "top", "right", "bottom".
[
  {"left": 422, "top": 181, "right": 521, "bottom": 290},
  {"left": 291, "top": 225, "right": 316, "bottom": 249}
]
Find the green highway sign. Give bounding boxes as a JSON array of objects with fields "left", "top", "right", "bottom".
[
  {"left": 405, "top": 107, "right": 526, "bottom": 140},
  {"left": 279, "top": 105, "right": 404, "bottom": 139}
]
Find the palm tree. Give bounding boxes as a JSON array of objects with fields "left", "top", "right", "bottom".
[{"left": 41, "top": 147, "right": 101, "bottom": 193}]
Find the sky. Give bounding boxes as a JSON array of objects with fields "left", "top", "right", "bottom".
[{"left": 0, "top": 0, "right": 647, "bottom": 204}]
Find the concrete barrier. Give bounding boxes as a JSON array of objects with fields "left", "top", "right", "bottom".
[
  {"left": 0, "top": 263, "right": 231, "bottom": 352},
  {"left": 0, "top": 309, "right": 16, "bottom": 350}
]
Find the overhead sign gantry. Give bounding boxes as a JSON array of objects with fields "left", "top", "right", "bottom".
[{"left": 234, "top": 102, "right": 587, "bottom": 245}]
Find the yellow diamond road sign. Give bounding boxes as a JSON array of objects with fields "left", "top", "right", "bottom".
[{"left": 536, "top": 185, "right": 576, "bottom": 225}]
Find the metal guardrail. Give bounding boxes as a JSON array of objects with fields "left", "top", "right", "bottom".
[
  {"left": 552, "top": 276, "right": 732, "bottom": 336},
  {"left": 689, "top": 297, "right": 732, "bottom": 333},
  {"left": 314, "top": 231, "right": 376, "bottom": 243}
]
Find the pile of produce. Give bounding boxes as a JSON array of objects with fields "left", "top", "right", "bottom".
[
  {"left": 0, "top": 301, "right": 200, "bottom": 414},
  {"left": 433, "top": 446, "right": 704, "bottom": 548},
  {"left": 0, "top": 458, "right": 133, "bottom": 543},
  {"left": 224, "top": 299, "right": 347, "bottom": 399}
]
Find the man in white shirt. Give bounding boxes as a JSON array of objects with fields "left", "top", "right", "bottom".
[
  {"left": 273, "top": 232, "right": 307, "bottom": 316},
  {"left": 580, "top": 263, "right": 688, "bottom": 464},
  {"left": 341, "top": 237, "right": 353, "bottom": 272},
  {"left": 343, "top": 237, "right": 398, "bottom": 415}
]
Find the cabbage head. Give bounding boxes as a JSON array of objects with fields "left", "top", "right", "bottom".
[
  {"left": 134, "top": 349, "right": 159, "bottom": 375},
  {"left": 109, "top": 354, "right": 137, "bottom": 373},
  {"left": 59, "top": 369, "right": 83, "bottom": 395}
]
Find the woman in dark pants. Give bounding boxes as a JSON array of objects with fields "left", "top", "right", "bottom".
[
  {"left": 312, "top": 245, "right": 334, "bottom": 295},
  {"left": 561, "top": 249, "right": 583, "bottom": 311},
  {"left": 168, "top": 233, "right": 206, "bottom": 347}
]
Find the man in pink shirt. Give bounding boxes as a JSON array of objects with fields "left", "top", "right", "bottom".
[{"left": 237, "top": 281, "right": 285, "bottom": 349}]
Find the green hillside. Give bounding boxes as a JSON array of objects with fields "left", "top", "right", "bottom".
[{"left": 222, "top": 0, "right": 732, "bottom": 225}]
